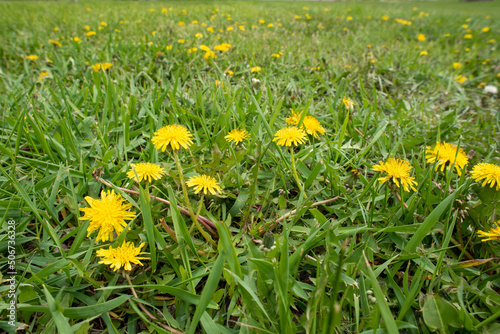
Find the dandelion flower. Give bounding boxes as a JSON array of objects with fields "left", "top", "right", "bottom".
[
  {"left": 425, "top": 142, "right": 468, "bottom": 176},
  {"left": 214, "top": 43, "right": 232, "bottom": 51},
  {"left": 25, "top": 55, "right": 38, "bottom": 61},
  {"left": 285, "top": 111, "right": 325, "bottom": 138},
  {"left": 204, "top": 50, "right": 216, "bottom": 59},
  {"left": 38, "top": 71, "right": 50, "bottom": 82},
  {"left": 455, "top": 75, "right": 467, "bottom": 84},
  {"left": 420, "top": 51, "right": 428, "bottom": 56},
  {"left": 251, "top": 66, "right": 261, "bottom": 73},
  {"left": 152, "top": 124, "right": 193, "bottom": 151},
  {"left": 187, "top": 174, "right": 222, "bottom": 195},
  {"left": 285, "top": 110, "right": 302, "bottom": 125},
  {"left": 453, "top": 62, "right": 462, "bottom": 69},
  {"left": 96, "top": 241, "right": 148, "bottom": 271},
  {"left": 225, "top": 129, "right": 249, "bottom": 145},
  {"left": 273, "top": 126, "right": 307, "bottom": 147},
  {"left": 471, "top": 163, "right": 500, "bottom": 191},
  {"left": 92, "top": 62, "right": 112, "bottom": 71},
  {"left": 79, "top": 190, "right": 136, "bottom": 243},
  {"left": 372, "top": 158, "right": 418, "bottom": 192},
  {"left": 302, "top": 116, "right": 326, "bottom": 138},
  {"left": 477, "top": 221, "right": 500, "bottom": 242},
  {"left": 86, "top": 31, "right": 96, "bottom": 37},
  {"left": 49, "top": 39, "right": 62, "bottom": 47},
  {"left": 417, "top": 34, "right": 426, "bottom": 41},
  {"left": 127, "top": 163, "right": 166, "bottom": 182},
  {"left": 342, "top": 97, "right": 354, "bottom": 109}
]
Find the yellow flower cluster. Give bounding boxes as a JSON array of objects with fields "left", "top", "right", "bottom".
[
  {"left": 285, "top": 111, "right": 325, "bottom": 139},
  {"left": 92, "top": 62, "right": 113, "bottom": 71}
]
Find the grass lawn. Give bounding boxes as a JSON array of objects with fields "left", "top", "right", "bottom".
[{"left": 1, "top": 0, "right": 499, "bottom": 333}]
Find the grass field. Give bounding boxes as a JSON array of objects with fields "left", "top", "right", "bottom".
[{"left": 1, "top": 0, "right": 500, "bottom": 333}]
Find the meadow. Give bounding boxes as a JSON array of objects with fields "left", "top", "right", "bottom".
[{"left": 0, "top": 0, "right": 499, "bottom": 333}]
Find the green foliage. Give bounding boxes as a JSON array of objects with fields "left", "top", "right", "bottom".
[{"left": 1, "top": 1, "right": 500, "bottom": 333}]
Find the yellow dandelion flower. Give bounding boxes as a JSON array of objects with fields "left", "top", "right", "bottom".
[
  {"left": 482, "top": 27, "right": 490, "bottom": 33},
  {"left": 92, "top": 62, "right": 112, "bottom": 71},
  {"left": 453, "top": 62, "right": 462, "bottom": 69},
  {"left": 100, "top": 21, "right": 107, "bottom": 27},
  {"left": 382, "top": 15, "right": 389, "bottom": 21},
  {"left": 186, "top": 174, "right": 222, "bottom": 195},
  {"left": 251, "top": 66, "right": 261, "bottom": 73},
  {"left": 225, "top": 70, "right": 234, "bottom": 75},
  {"left": 203, "top": 50, "right": 216, "bottom": 59},
  {"left": 166, "top": 45, "right": 172, "bottom": 50},
  {"left": 96, "top": 241, "right": 148, "bottom": 271},
  {"left": 302, "top": 116, "right": 326, "bottom": 138},
  {"left": 417, "top": 34, "right": 426, "bottom": 41},
  {"left": 420, "top": 51, "right": 428, "bottom": 56},
  {"left": 195, "top": 33, "right": 203, "bottom": 38},
  {"left": 38, "top": 71, "right": 50, "bottom": 82},
  {"left": 127, "top": 163, "right": 166, "bottom": 183},
  {"left": 286, "top": 110, "right": 302, "bottom": 125},
  {"left": 425, "top": 142, "right": 468, "bottom": 176},
  {"left": 285, "top": 111, "right": 325, "bottom": 139},
  {"left": 214, "top": 43, "right": 232, "bottom": 52},
  {"left": 73, "top": 37, "right": 81, "bottom": 43},
  {"left": 225, "top": 128, "right": 249, "bottom": 145},
  {"left": 177, "top": 39, "right": 185, "bottom": 44},
  {"left": 25, "top": 55, "right": 38, "bottom": 61},
  {"left": 471, "top": 163, "right": 500, "bottom": 191},
  {"left": 342, "top": 97, "right": 354, "bottom": 109},
  {"left": 372, "top": 158, "right": 418, "bottom": 192},
  {"left": 86, "top": 31, "right": 96, "bottom": 37},
  {"left": 477, "top": 221, "right": 500, "bottom": 242},
  {"left": 48, "top": 39, "right": 62, "bottom": 47},
  {"left": 464, "top": 34, "right": 472, "bottom": 39},
  {"left": 152, "top": 124, "right": 193, "bottom": 151},
  {"left": 455, "top": 75, "right": 467, "bottom": 84},
  {"left": 273, "top": 126, "right": 307, "bottom": 147},
  {"left": 79, "top": 190, "right": 136, "bottom": 243}
]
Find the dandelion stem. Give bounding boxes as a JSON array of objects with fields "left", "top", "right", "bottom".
[
  {"left": 394, "top": 188, "right": 408, "bottom": 210},
  {"left": 290, "top": 148, "right": 306, "bottom": 198},
  {"left": 173, "top": 151, "right": 217, "bottom": 248}
]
